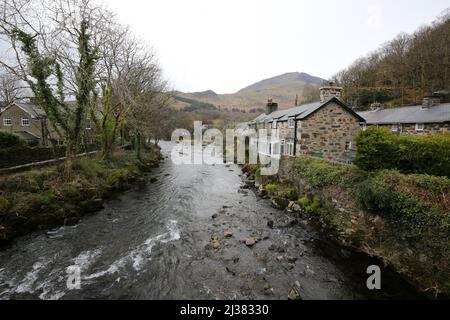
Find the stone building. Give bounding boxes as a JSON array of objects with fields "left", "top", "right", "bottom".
[
  {"left": 357, "top": 96, "right": 450, "bottom": 135},
  {"left": 0, "top": 102, "right": 57, "bottom": 145},
  {"left": 248, "top": 86, "right": 365, "bottom": 163},
  {"left": 0, "top": 102, "right": 96, "bottom": 146}
]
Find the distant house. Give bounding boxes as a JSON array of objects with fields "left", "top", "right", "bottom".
[
  {"left": 357, "top": 96, "right": 450, "bottom": 135},
  {"left": 0, "top": 102, "right": 58, "bottom": 145},
  {"left": 248, "top": 86, "right": 365, "bottom": 163},
  {"left": 0, "top": 102, "right": 96, "bottom": 146}
]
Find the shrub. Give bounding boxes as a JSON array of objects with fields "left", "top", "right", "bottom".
[
  {"left": 265, "top": 183, "right": 278, "bottom": 193},
  {"left": 0, "top": 131, "right": 26, "bottom": 148},
  {"left": 298, "top": 195, "right": 321, "bottom": 214},
  {"left": 355, "top": 127, "right": 450, "bottom": 177},
  {"left": 357, "top": 170, "right": 450, "bottom": 238},
  {"left": 293, "top": 157, "right": 359, "bottom": 189}
]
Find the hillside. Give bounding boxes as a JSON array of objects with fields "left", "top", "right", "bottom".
[
  {"left": 334, "top": 11, "right": 450, "bottom": 110},
  {"left": 173, "top": 72, "right": 324, "bottom": 112},
  {"left": 238, "top": 72, "right": 323, "bottom": 93}
]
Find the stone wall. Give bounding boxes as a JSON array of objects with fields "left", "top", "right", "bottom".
[
  {"left": 297, "top": 101, "right": 361, "bottom": 163},
  {"left": 277, "top": 155, "right": 296, "bottom": 180},
  {"left": 277, "top": 121, "right": 295, "bottom": 140}
]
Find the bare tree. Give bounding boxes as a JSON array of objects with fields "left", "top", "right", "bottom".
[
  {"left": 0, "top": 72, "right": 24, "bottom": 103},
  {"left": 0, "top": 0, "right": 102, "bottom": 178}
]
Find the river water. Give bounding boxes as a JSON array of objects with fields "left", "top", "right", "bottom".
[{"left": 0, "top": 142, "right": 420, "bottom": 300}]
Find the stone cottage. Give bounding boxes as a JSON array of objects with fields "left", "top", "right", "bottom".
[
  {"left": 249, "top": 86, "right": 365, "bottom": 163},
  {"left": 0, "top": 101, "right": 96, "bottom": 146},
  {"left": 0, "top": 102, "right": 57, "bottom": 145},
  {"left": 357, "top": 95, "right": 450, "bottom": 135}
]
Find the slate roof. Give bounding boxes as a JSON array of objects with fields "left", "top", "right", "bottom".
[
  {"left": 357, "top": 103, "right": 450, "bottom": 125},
  {"left": 250, "top": 98, "right": 365, "bottom": 124},
  {"left": 7, "top": 102, "right": 46, "bottom": 119}
]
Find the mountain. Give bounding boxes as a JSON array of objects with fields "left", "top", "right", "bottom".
[
  {"left": 238, "top": 72, "right": 324, "bottom": 93},
  {"left": 173, "top": 72, "right": 324, "bottom": 112}
]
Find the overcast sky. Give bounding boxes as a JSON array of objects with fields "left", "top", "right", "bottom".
[{"left": 101, "top": 0, "right": 448, "bottom": 94}]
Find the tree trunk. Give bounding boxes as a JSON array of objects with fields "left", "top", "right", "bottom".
[
  {"left": 135, "top": 130, "right": 141, "bottom": 160},
  {"left": 64, "top": 140, "right": 77, "bottom": 181}
]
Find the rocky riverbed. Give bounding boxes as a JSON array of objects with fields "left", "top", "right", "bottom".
[{"left": 0, "top": 142, "right": 421, "bottom": 299}]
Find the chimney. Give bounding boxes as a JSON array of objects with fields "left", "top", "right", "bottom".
[
  {"left": 422, "top": 95, "right": 441, "bottom": 109},
  {"left": 320, "top": 81, "right": 343, "bottom": 103},
  {"left": 28, "top": 97, "right": 39, "bottom": 105},
  {"left": 370, "top": 102, "right": 384, "bottom": 111},
  {"left": 266, "top": 99, "right": 278, "bottom": 114}
]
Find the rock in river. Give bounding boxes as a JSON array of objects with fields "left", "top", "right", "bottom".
[
  {"left": 245, "top": 238, "right": 256, "bottom": 247},
  {"left": 288, "top": 288, "right": 302, "bottom": 300},
  {"left": 211, "top": 239, "right": 221, "bottom": 250},
  {"left": 224, "top": 229, "right": 233, "bottom": 238},
  {"left": 271, "top": 197, "right": 290, "bottom": 210}
]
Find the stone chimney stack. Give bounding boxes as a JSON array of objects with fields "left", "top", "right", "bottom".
[
  {"left": 266, "top": 99, "right": 278, "bottom": 114},
  {"left": 422, "top": 95, "right": 441, "bottom": 109},
  {"left": 320, "top": 81, "right": 343, "bottom": 103},
  {"left": 370, "top": 102, "right": 384, "bottom": 111}
]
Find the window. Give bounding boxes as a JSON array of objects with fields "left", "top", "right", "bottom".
[
  {"left": 415, "top": 123, "right": 424, "bottom": 132},
  {"left": 272, "top": 120, "right": 277, "bottom": 129},
  {"left": 21, "top": 118, "right": 30, "bottom": 127},
  {"left": 391, "top": 123, "right": 402, "bottom": 133},
  {"left": 345, "top": 141, "right": 352, "bottom": 152},
  {"left": 3, "top": 118, "right": 12, "bottom": 127},
  {"left": 361, "top": 123, "right": 367, "bottom": 131},
  {"left": 280, "top": 139, "right": 285, "bottom": 155},
  {"left": 288, "top": 118, "right": 295, "bottom": 129},
  {"left": 391, "top": 124, "right": 398, "bottom": 132},
  {"left": 285, "top": 139, "right": 295, "bottom": 156}
]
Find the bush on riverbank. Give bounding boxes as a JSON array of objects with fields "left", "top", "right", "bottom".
[
  {"left": 241, "top": 156, "right": 450, "bottom": 298},
  {"left": 289, "top": 156, "right": 450, "bottom": 298},
  {"left": 0, "top": 145, "right": 161, "bottom": 244},
  {"left": 355, "top": 127, "right": 450, "bottom": 177}
]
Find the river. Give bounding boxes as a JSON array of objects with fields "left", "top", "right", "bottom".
[{"left": 0, "top": 141, "right": 420, "bottom": 300}]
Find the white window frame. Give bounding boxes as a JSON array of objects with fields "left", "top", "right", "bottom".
[
  {"left": 3, "top": 118, "right": 12, "bottom": 127},
  {"left": 391, "top": 124, "right": 398, "bottom": 132},
  {"left": 285, "top": 139, "right": 295, "bottom": 156},
  {"left": 272, "top": 120, "right": 277, "bottom": 129},
  {"left": 345, "top": 141, "right": 352, "bottom": 152},
  {"left": 415, "top": 123, "right": 424, "bottom": 132},
  {"left": 21, "top": 117, "right": 30, "bottom": 127},
  {"left": 288, "top": 118, "right": 295, "bottom": 129}
]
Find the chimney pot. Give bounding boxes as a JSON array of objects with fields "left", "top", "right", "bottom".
[
  {"left": 422, "top": 96, "right": 441, "bottom": 108},
  {"left": 319, "top": 84, "right": 343, "bottom": 103},
  {"left": 266, "top": 99, "right": 278, "bottom": 114}
]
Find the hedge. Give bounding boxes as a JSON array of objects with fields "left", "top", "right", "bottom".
[
  {"left": 0, "top": 146, "right": 66, "bottom": 169},
  {"left": 355, "top": 127, "right": 450, "bottom": 177},
  {"left": 0, "top": 131, "right": 26, "bottom": 149},
  {"left": 0, "top": 144, "right": 98, "bottom": 169}
]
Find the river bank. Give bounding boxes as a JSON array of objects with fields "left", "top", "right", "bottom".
[
  {"left": 241, "top": 157, "right": 450, "bottom": 299},
  {"left": 0, "top": 141, "right": 425, "bottom": 300},
  {"left": 0, "top": 144, "right": 162, "bottom": 245}
]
